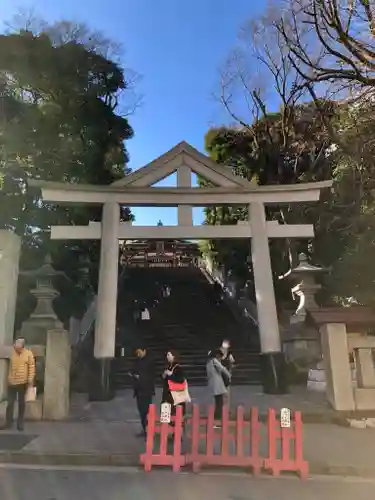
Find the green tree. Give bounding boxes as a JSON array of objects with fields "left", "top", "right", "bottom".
[
  {"left": 0, "top": 21, "right": 136, "bottom": 321},
  {"left": 202, "top": 101, "right": 336, "bottom": 301}
]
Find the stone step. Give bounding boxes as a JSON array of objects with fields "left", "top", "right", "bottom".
[{"left": 113, "top": 267, "right": 261, "bottom": 391}]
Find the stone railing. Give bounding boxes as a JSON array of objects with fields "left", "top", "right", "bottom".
[
  {"left": 69, "top": 295, "right": 97, "bottom": 345},
  {"left": 199, "top": 258, "right": 258, "bottom": 328},
  {"left": 70, "top": 295, "right": 97, "bottom": 376}
]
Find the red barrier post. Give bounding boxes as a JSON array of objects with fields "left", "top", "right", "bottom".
[
  {"left": 187, "top": 404, "right": 262, "bottom": 474},
  {"left": 141, "top": 404, "right": 156, "bottom": 472},
  {"left": 140, "top": 404, "right": 186, "bottom": 472},
  {"left": 249, "top": 407, "right": 262, "bottom": 475},
  {"left": 263, "top": 408, "right": 308, "bottom": 479},
  {"left": 190, "top": 404, "right": 201, "bottom": 473},
  {"left": 172, "top": 406, "right": 184, "bottom": 472}
]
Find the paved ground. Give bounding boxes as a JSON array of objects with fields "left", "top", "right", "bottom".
[
  {"left": 0, "top": 387, "right": 375, "bottom": 476},
  {"left": 0, "top": 417, "right": 375, "bottom": 476},
  {"left": 0, "top": 465, "right": 374, "bottom": 500},
  {"left": 67, "top": 386, "right": 332, "bottom": 422},
  {"left": 4, "top": 420, "right": 370, "bottom": 462}
]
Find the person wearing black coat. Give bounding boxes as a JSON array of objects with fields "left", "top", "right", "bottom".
[
  {"left": 129, "top": 347, "right": 155, "bottom": 437},
  {"left": 161, "top": 350, "right": 186, "bottom": 417}
]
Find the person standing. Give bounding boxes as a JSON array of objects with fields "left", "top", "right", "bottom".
[
  {"left": 129, "top": 347, "right": 155, "bottom": 437},
  {"left": 206, "top": 349, "right": 231, "bottom": 426},
  {"left": 220, "top": 339, "right": 235, "bottom": 404},
  {"left": 141, "top": 306, "right": 151, "bottom": 321},
  {"left": 133, "top": 300, "right": 140, "bottom": 323},
  {"left": 2, "top": 338, "right": 35, "bottom": 431},
  {"left": 161, "top": 350, "right": 189, "bottom": 419}
]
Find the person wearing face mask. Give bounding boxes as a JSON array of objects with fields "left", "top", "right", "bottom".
[{"left": 220, "top": 340, "right": 235, "bottom": 402}]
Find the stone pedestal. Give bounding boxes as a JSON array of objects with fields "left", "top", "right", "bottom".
[
  {"left": 281, "top": 253, "right": 327, "bottom": 372},
  {"left": 283, "top": 322, "right": 321, "bottom": 361},
  {"left": 43, "top": 328, "right": 71, "bottom": 420},
  {"left": 320, "top": 323, "right": 355, "bottom": 411},
  {"left": 355, "top": 347, "right": 375, "bottom": 389},
  {"left": 0, "top": 231, "right": 21, "bottom": 400}
]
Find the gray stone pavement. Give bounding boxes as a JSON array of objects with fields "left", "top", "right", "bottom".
[
  {"left": 68, "top": 386, "right": 332, "bottom": 422},
  {"left": 0, "top": 465, "right": 374, "bottom": 500},
  {"left": 0, "top": 386, "right": 375, "bottom": 477},
  {"left": 1, "top": 419, "right": 372, "bottom": 476}
]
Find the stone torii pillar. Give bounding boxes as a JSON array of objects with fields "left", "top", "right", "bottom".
[
  {"left": 249, "top": 202, "right": 287, "bottom": 394},
  {"left": 89, "top": 202, "right": 120, "bottom": 401}
]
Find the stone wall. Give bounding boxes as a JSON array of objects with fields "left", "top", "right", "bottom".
[{"left": 0, "top": 231, "right": 21, "bottom": 400}]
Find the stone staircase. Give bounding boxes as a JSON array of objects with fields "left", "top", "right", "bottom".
[{"left": 113, "top": 267, "right": 261, "bottom": 388}]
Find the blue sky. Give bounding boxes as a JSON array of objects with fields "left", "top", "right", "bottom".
[{"left": 0, "top": 0, "right": 265, "bottom": 225}]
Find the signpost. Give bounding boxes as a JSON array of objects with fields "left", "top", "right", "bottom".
[
  {"left": 280, "top": 407, "right": 291, "bottom": 428},
  {"left": 160, "top": 402, "right": 172, "bottom": 424}
]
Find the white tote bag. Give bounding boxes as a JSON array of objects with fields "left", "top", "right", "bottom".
[
  {"left": 25, "top": 386, "right": 37, "bottom": 402},
  {"left": 171, "top": 383, "right": 191, "bottom": 406}
]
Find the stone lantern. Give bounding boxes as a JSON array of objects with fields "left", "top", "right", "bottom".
[
  {"left": 279, "top": 253, "right": 329, "bottom": 372},
  {"left": 17, "top": 254, "right": 69, "bottom": 391},
  {"left": 283, "top": 253, "right": 328, "bottom": 323},
  {"left": 18, "top": 254, "right": 66, "bottom": 344}
]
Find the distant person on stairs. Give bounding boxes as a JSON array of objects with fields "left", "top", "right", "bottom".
[
  {"left": 129, "top": 347, "right": 155, "bottom": 438},
  {"left": 206, "top": 349, "right": 231, "bottom": 425},
  {"left": 133, "top": 300, "right": 140, "bottom": 323},
  {"left": 221, "top": 340, "right": 235, "bottom": 377},
  {"left": 141, "top": 306, "right": 150, "bottom": 321},
  {"left": 220, "top": 339, "right": 235, "bottom": 405},
  {"left": 162, "top": 350, "right": 190, "bottom": 419}
]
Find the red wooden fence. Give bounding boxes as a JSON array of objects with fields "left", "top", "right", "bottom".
[
  {"left": 263, "top": 408, "right": 308, "bottom": 479},
  {"left": 140, "top": 404, "right": 308, "bottom": 479},
  {"left": 187, "top": 404, "right": 262, "bottom": 474},
  {"left": 140, "top": 404, "right": 185, "bottom": 472}
]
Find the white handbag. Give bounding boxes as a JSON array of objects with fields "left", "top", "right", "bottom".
[
  {"left": 171, "top": 384, "right": 191, "bottom": 406},
  {"left": 25, "top": 386, "right": 37, "bottom": 402}
]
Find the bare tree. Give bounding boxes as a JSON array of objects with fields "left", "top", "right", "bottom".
[
  {"left": 276, "top": 0, "right": 375, "bottom": 90},
  {"left": 215, "top": 6, "right": 337, "bottom": 267},
  {"left": 217, "top": 4, "right": 332, "bottom": 177}
]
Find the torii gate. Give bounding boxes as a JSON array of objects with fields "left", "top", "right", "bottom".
[{"left": 30, "top": 141, "right": 332, "bottom": 397}]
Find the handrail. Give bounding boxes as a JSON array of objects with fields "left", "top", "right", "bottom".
[
  {"left": 199, "top": 259, "right": 258, "bottom": 327},
  {"left": 70, "top": 295, "right": 97, "bottom": 374},
  {"left": 69, "top": 295, "right": 97, "bottom": 345},
  {"left": 78, "top": 295, "right": 97, "bottom": 342}
]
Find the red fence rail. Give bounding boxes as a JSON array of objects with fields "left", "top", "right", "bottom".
[{"left": 140, "top": 404, "right": 308, "bottom": 479}]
